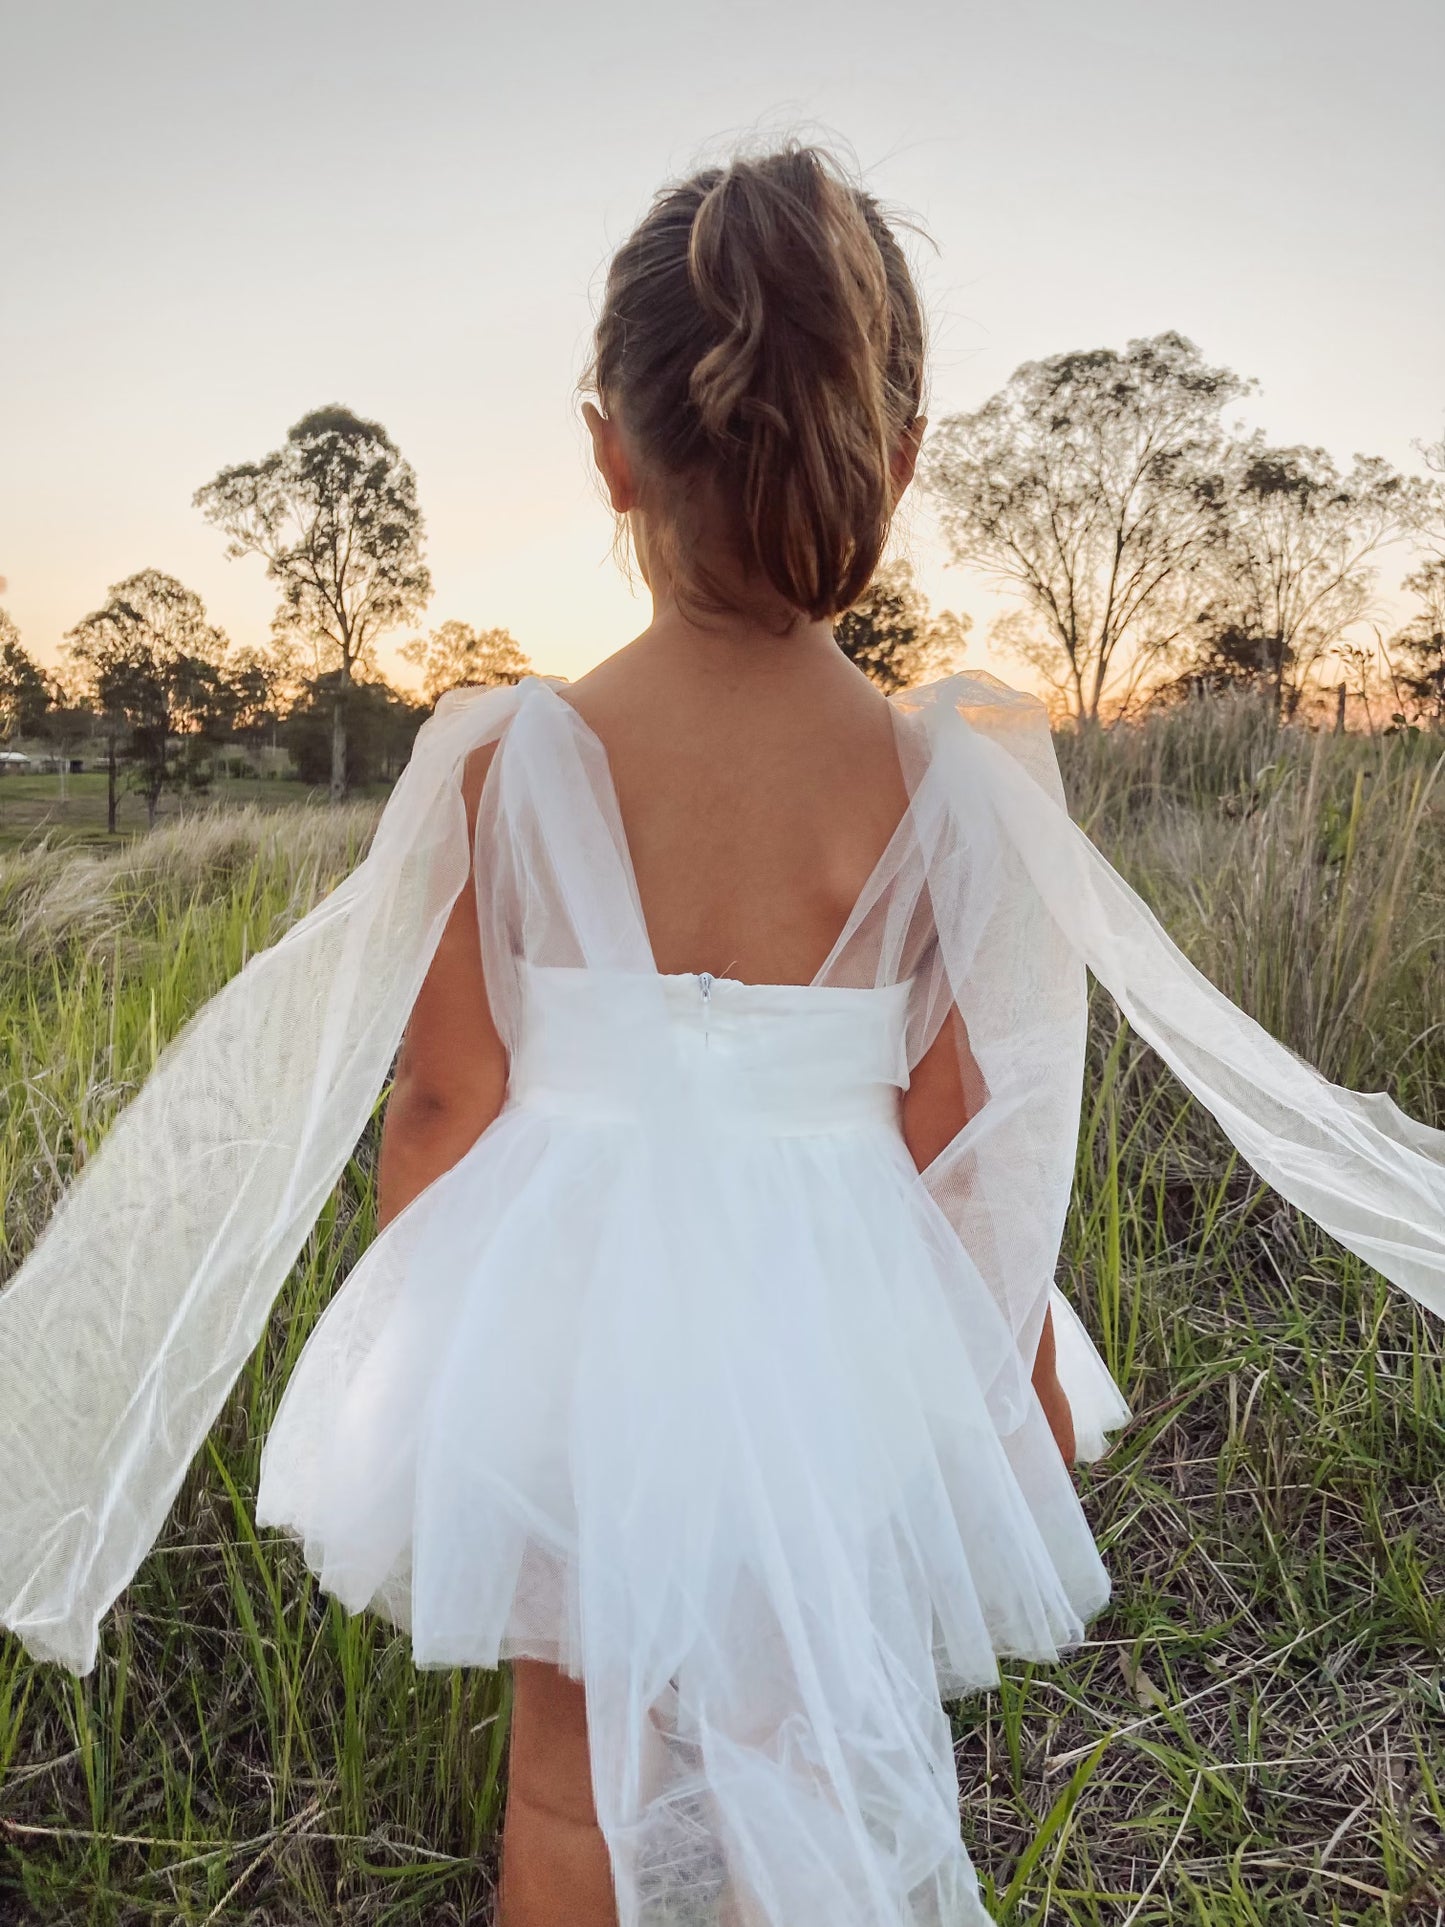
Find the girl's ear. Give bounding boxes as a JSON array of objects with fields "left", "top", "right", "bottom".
[{"left": 582, "top": 401, "right": 639, "bottom": 513}]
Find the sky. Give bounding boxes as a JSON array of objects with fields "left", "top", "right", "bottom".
[{"left": 1, "top": 0, "right": 1441, "bottom": 693}]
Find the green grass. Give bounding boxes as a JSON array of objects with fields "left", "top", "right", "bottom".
[{"left": 1, "top": 692, "right": 1443, "bottom": 1924}]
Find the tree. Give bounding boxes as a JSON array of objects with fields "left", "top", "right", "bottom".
[
  {"left": 1155, "top": 625, "right": 1296, "bottom": 704},
  {"left": 0, "top": 615, "right": 54, "bottom": 742},
  {"left": 833, "top": 562, "right": 970, "bottom": 694},
  {"left": 1388, "top": 558, "right": 1445, "bottom": 725},
  {"left": 195, "top": 406, "right": 432, "bottom": 801},
  {"left": 36, "top": 672, "right": 98, "bottom": 799},
  {"left": 225, "top": 645, "right": 295, "bottom": 760},
  {"left": 921, "top": 333, "right": 1249, "bottom": 721},
  {"left": 64, "top": 570, "right": 228, "bottom": 830},
  {"left": 401, "top": 621, "right": 532, "bottom": 703},
  {"left": 1186, "top": 442, "right": 1408, "bottom": 720},
  {"left": 1409, "top": 431, "right": 1445, "bottom": 560},
  {"left": 285, "top": 672, "right": 426, "bottom": 787}
]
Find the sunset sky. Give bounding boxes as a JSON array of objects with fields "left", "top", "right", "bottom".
[{"left": 2, "top": 0, "right": 1441, "bottom": 693}]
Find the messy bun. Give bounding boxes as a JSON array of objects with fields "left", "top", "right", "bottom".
[{"left": 583, "top": 142, "right": 927, "bottom": 625}]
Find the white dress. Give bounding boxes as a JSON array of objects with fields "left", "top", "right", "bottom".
[{"left": 2, "top": 671, "right": 1442, "bottom": 1927}]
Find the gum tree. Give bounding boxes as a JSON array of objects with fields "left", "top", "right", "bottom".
[
  {"left": 1190, "top": 442, "right": 1409, "bottom": 720},
  {"left": 196, "top": 407, "right": 431, "bottom": 800},
  {"left": 401, "top": 621, "right": 532, "bottom": 704},
  {"left": 64, "top": 570, "right": 227, "bottom": 830},
  {"left": 833, "top": 562, "right": 971, "bottom": 695},
  {"left": 0, "top": 613, "right": 54, "bottom": 743},
  {"left": 922, "top": 333, "right": 1248, "bottom": 721},
  {"left": 1390, "top": 558, "right": 1445, "bottom": 724}
]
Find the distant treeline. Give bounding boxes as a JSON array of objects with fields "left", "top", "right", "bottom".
[
  {"left": 0, "top": 404, "right": 540, "bottom": 825},
  {"left": 2, "top": 337, "right": 1443, "bottom": 827}
]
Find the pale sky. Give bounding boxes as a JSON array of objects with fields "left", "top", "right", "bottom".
[{"left": 2, "top": 0, "right": 1441, "bottom": 692}]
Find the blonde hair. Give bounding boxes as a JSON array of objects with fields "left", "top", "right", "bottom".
[{"left": 582, "top": 142, "right": 928, "bottom": 627}]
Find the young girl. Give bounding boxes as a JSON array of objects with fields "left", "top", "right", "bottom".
[{"left": 1, "top": 143, "right": 1442, "bottom": 1927}]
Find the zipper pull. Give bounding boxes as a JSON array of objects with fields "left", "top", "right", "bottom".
[{"left": 697, "top": 971, "right": 714, "bottom": 1047}]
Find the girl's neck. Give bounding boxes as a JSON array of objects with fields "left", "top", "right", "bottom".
[{"left": 631, "top": 582, "right": 843, "bottom": 676}]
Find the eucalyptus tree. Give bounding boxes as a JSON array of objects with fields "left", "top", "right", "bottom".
[
  {"left": 1390, "top": 558, "right": 1445, "bottom": 724},
  {"left": 195, "top": 406, "right": 432, "bottom": 799},
  {"left": 1191, "top": 442, "right": 1409, "bottom": 720},
  {"left": 0, "top": 614, "right": 54, "bottom": 742},
  {"left": 921, "top": 333, "right": 1247, "bottom": 721},
  {"left": 64, "top": 569, "right": 228, "bottom": 829},
  {"left": 224, "top": 645, "right": 295, "bottom": 759},
  {"left": 1406, "top": 431, "right": 1445, "bottom": 562},
  {"left": 833, "top": 561, "right": 971, "bottom": 695},
  {"left": 401, "top": 621, "right": 533, "bottom": 704}
]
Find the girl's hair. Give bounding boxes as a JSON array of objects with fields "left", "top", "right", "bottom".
[{"left": 582, "top": 142, "right": 928, "bottom": 627}]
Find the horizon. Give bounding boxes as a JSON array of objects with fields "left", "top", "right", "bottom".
[{"left": 2, "top": 0, "right": 1441, "bottom": 698}]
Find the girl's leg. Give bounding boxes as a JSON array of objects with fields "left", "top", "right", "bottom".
[{"left": 498, "top": 1659, "right": 618, "bottom": 1927}]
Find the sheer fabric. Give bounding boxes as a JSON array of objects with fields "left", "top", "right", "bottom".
[{"left": 2, "top": 669, "right": 1441, "bottom": 1927}]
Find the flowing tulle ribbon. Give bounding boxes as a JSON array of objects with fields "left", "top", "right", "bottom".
[
  {"left": 0, "top": 681, "right": 529, "bottom": 1672},
  {"left": 944, "top": 703, "right": 1445, "bottom": 1322}
]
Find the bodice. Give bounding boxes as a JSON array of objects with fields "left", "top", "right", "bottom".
[{"left": 506, "top": 964, "right": 912, "bottom": 1136}]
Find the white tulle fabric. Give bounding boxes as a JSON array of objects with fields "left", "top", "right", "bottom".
[{"left": 2, "top": 670, "right": 1442, "bottom": 1927}]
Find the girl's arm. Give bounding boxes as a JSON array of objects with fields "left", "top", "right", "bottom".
[
  {"left": 377, "top": 746, "right": 509, "bottom": 1231},
  {"left": 900, "top": 1004, "right": 1077, "bottom": 1466}
]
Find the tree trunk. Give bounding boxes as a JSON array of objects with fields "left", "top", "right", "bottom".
[
  {"left": 1335, "top": 682, "right": 1347, "bottom": 734},
  {"left": 106, "top": 735, "right": 118, "bottom": 834},
  {"left": 330, "top": 658, "right": 349, "bottom": 803}
]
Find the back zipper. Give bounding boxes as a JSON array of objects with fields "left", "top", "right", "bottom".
[{"left": 696, "top": 971, "right": 714, "bottom": 1046}]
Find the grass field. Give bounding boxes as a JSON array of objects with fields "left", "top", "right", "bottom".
[{"left": 1, "top": 694, "right": 1443, "bottom": 1925}]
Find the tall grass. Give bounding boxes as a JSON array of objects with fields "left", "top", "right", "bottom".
[{"left": 1, "top": 696, "right": 1443, "bottom": 1923}]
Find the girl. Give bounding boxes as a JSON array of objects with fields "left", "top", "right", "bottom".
[{"left": 1, "top": 143, "right": 1441, "bottom": 1927}]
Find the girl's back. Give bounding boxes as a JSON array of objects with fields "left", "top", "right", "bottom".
[{"left": 559, "top": 633, "right": 911, "bottom": 985}]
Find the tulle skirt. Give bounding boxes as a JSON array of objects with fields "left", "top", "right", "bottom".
[{"left": 256, "top": 1099, "right": 1113, "bottom": 1924}]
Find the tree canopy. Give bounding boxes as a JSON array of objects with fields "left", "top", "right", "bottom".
[
  {"left": 401, "top": 621, "right": 533, "bottom": 703},
  {"left": 833, "top": 562, "right": 970, "bottom": 695},
  {"left": 64, "top": 569, "right": 229, "bottom": 828},
  {"left": 1188, "top": 442, "right": 1409, "bottom": 718},
  {"left": 0, "top": 613, "right": 53, "bottom": 742},
  {"left": 1390, "top": 557, "right": 1445, "bottom": 724}
]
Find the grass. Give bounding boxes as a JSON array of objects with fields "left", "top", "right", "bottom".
[{"left": 1, "top": 690, "right": 1443, "bottom": 1924}]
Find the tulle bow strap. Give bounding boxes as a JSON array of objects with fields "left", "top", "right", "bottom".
[{"left": 917, "top": 677, "right": 1445, "bottom": 1326}]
